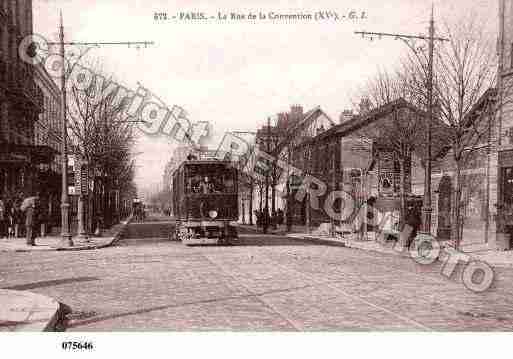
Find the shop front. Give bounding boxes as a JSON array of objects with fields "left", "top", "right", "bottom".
[
  {"left": 0, "top": 143, "right": 58, "bottom": 202},
  {"left": 497, "top": 150, "right": 513, "bottom": 250}
]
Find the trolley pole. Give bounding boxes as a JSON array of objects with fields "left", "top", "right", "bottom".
[
  {"left": 59, "top": 13, "right": 72, "bottom": 247},
  {"left": 286, "top": 147, "right": 292, "bottom": 232},
  {"left": 53, "top": 11, "right": 153, "bottom": 246},
  {"left": 355, "top": 6, "right": 447, "bottom": 236}
]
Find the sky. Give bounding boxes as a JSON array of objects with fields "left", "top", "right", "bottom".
[{"left": 32, "top": 0, "right": 497, "bottom": 194}]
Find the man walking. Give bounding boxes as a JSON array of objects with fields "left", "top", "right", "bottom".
[{"left": 24, "top": 196, "right": 39, "bottom": 246}]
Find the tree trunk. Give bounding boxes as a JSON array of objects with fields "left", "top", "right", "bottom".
[
  {"left": 306, "top": 192, "right": 310, "bottom": 233},
  {"left": 399, "top": 157, "right": 406, "bottom": 229},
  {"left": 241, "top": 199, "right": 246, "bottom": 224},
  {"left": 258, "top": 185, "right": 262, "bottom": 211},
  {"left": 453, "top": 161, "right": 463, "bottom": 250},
  {"left": 249, "top": 180, "right": 254, "bottom": 225},
  {"left": 271, "top": 184, "right": 276, "bottom": 214}
]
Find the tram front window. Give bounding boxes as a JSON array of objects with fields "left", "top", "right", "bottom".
[{"left": 186, "top": 166, "right": 235, "bottom": 194}]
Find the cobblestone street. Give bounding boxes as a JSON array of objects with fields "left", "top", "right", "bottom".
[{"left": 2, "top": 222, "right": 513, "bottom": 331}]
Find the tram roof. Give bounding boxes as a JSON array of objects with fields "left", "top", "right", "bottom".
[
  {"left": 173, "top": 158, "right": 236, "bottom": 174},
  {"left": 182, "top": 159, "right": 233, "bottom": 165}
]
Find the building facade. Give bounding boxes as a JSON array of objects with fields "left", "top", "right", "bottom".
[
  {"left": 0, "top": 0, "right": 46, "bottom": 200},
  {"left": 33, "top": 62, "right": 62, "bottom": 227},
  {"left": 292, "top": 95, "right": 497, "bottom": 247},
  {"left": 247, "top": 105, "right": 335, "bottom": 225}
]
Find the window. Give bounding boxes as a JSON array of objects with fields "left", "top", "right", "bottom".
[{"left": 185, "top": 164, "right": 236, "bottom": 194}]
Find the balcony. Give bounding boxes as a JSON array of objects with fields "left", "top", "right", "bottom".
[{"left": 5, "top": 61, "right": 44, "bottom": 114}]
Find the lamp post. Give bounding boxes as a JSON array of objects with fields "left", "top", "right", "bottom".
[
  {"left": 59, "top": 13, "right": 72, "bottom": 246},
  {"left": 54, "top": 12, "right": 153, "bottom": 246},
  {"left": 355, "top": 7, "right": 448, "bottom": 235}
]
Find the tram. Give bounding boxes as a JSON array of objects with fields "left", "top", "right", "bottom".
[{"left": 171, "top": 157, "right": 238, "bottom": 245}]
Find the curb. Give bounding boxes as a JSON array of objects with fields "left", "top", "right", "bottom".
[
  {"left": 43, "top": 302, "right": 65, "bottom": 331},
  {"left": 54, "top": 215, "right": 133, "bottom": 251},
  {"left": 110, "top": 215, "right": 133, "bottom": 245},
  {"left": 0, "top": 289, "right": 62, "bottom": 332},
  {"left": 287, "top": 233, "right": 513, "bottom": 269},
  {"left": 287, "top": 234, "right": 347, "bottom": 247}
]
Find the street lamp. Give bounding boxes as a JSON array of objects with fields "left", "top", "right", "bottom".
[
  {"left": 354, "top": 7, "right": 448, "bottom": 235},
  {"left": 54, "top": 12, "right": 153, "bottom": 246},
  {"left": 59, "top": 13, "right": 72, "bottom": 246}
]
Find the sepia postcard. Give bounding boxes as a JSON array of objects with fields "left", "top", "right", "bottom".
[{"left": 0, "top": 0, "right": 510, "bottom": 357}]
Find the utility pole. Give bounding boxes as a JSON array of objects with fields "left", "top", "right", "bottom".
[
  {"left": 354, "top": 6, "right": 448, "bottom": 235},
  {"left": 305, "top": 143, "right": 311, "bottom": 234},
  {"left": 286, "top": 146, "right": 292, "bottom": 232},
  {"left": 59, "top": 13, "right": 72, "bottom": 247},
  {"left": 55, "top": 11, "right": 153, "bottom": 246},
  {"left": 424, "top": 8, "right": 435, "bottom": 235}
]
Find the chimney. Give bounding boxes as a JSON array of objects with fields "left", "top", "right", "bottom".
[
  {"left": 339, "top": 109, "right": 354, "bottom": 124},
  {"left": 277, "top": 112, "right": 288, "bottom": 128},
  {"left": 358, "top": 98, "right": 372, "bottom": 115},
  {"left": 289, "top": 104, "right": 303, "bottom": 123}
]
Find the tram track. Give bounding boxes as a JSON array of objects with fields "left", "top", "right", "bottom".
[
  {"left": 201, "top": 252, "right": 305, "bottom": 331},
  {"left": 201, "top": 246, "right": 432, "bottom": 330},
  {"left": 257, "top": 248, "right": 433, "bottom": 330}
]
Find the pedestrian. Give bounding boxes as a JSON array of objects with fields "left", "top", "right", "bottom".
[
  {"left": 255, "top": 210, "right": 262, "bottom": 227},
  {"left": 7, "top": 203, "right": 15, "bottom": 238},
  {"left": 11, "top": 200, "right": 22, "bottom": 238},
  {"left": 39, "top": 197, "right": 48, "bottom": 237},
  {"left": 277, "top": 208, "right": 284, "bottom": 226},
  {"left": 404, "top": 203, "right": 421, "bottom": 247},
  {"left": 262, "top": 208, "right": 270, "bottom": 231},
  {"left": 271, "top": 210, "right": 277, "bottom": 229},
  {"left": 24, "top": 195, "right": 40, "bottom": 246}
]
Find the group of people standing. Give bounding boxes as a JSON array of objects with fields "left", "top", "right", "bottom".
[
  {"left": 254, "top": 208, "right": 284, "bottom": 228},
  {"left": 0, "top": 194, "right": 46, "bottom": 246},
  {"left": 132, "top": 200, "right": 146, "bottom": 222}
]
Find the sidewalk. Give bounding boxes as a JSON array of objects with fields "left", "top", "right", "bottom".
[
  {"left": 0, "top": 289, "right": 62, "bottom": 331},
  {"left": 288, "top": 230, "right": 513, "bottom": 268},
  {"left": 0, "top": 217, "right": 132, "bottom": 252}
]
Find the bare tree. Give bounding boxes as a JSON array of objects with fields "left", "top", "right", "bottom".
[
  {"left": 432, "top": 18, "right": 496, "bottom": 249},
  {"left": 66, "top": 60, "right": 137, "bottom": 229}
]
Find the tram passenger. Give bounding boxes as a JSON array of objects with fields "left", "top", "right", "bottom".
[{"left": 199, "top": 176, "right": 214, "bottom": 194}]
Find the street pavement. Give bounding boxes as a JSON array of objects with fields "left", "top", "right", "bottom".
[{"left": 2, "top": 219, "right": 513, "bottom": 331}]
